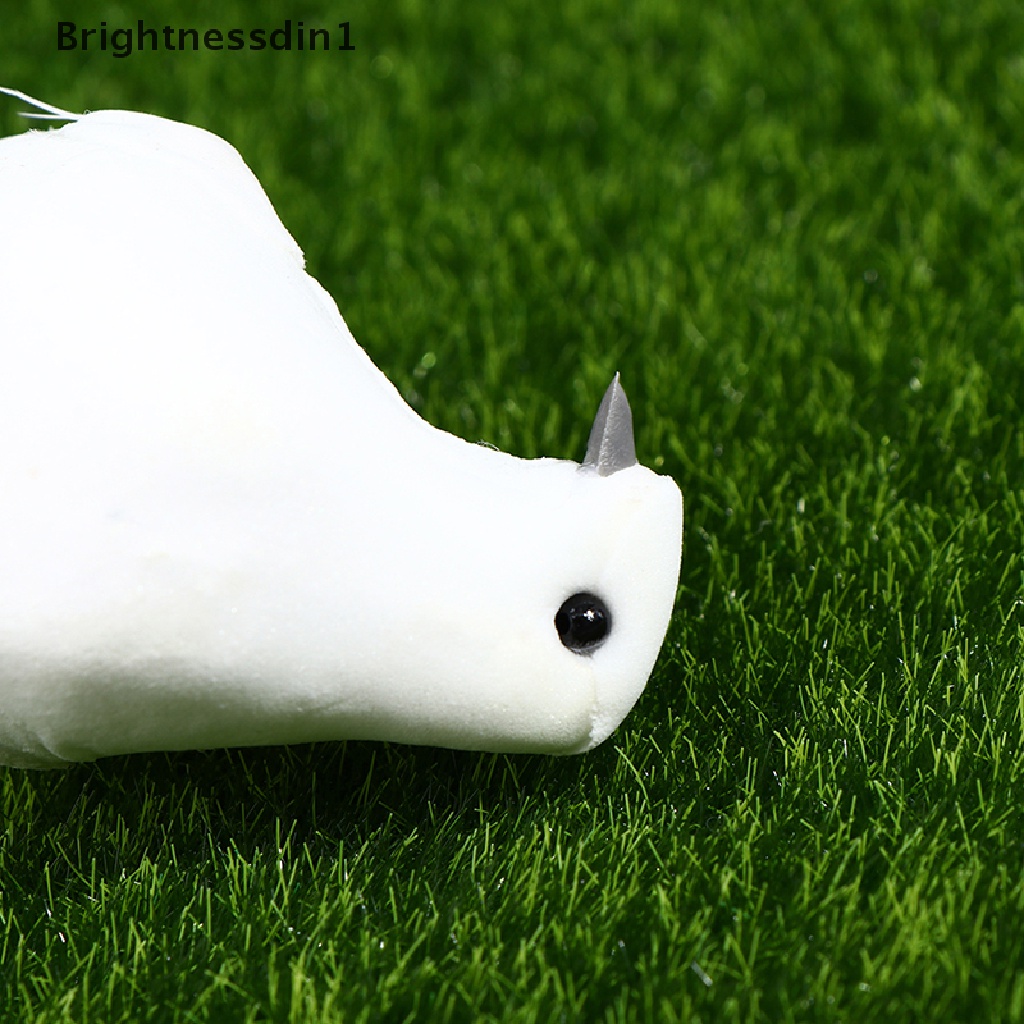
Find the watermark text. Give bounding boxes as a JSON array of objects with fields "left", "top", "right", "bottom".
[{"left": 57, "top": 20, "right": 355, "bottom": 58}]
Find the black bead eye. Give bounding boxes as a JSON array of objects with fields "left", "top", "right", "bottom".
[{"left": 555, "top": 592, "right": 611, "bottom": 654}]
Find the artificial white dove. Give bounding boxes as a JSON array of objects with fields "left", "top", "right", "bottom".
[{"left": 0, "top": 89, "right": 683, "bottom": 768}]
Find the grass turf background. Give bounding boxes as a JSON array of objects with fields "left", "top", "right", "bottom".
[{"left": 3, "top": 0, "right": 1024, "bottom": 1019}]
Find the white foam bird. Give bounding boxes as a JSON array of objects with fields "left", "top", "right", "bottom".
[{"left": 0, "top": 89, "right": 683, "bottom": 768}]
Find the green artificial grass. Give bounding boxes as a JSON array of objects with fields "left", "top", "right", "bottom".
[{"left": 3, "top": 0, "right": 1024, "bottom": 1019}]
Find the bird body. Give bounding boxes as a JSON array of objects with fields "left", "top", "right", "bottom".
[{"left": 0, "top": 91, "right": 682, "bottom": 767}]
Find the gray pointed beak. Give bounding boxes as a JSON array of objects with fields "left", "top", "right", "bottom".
[{"left": 580, "top": 372, "right": 638, "bottom": 476}]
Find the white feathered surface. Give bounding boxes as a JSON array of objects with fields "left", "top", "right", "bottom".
[{"left": 0, "top": 92, "right": 683, "bottom": 768}]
